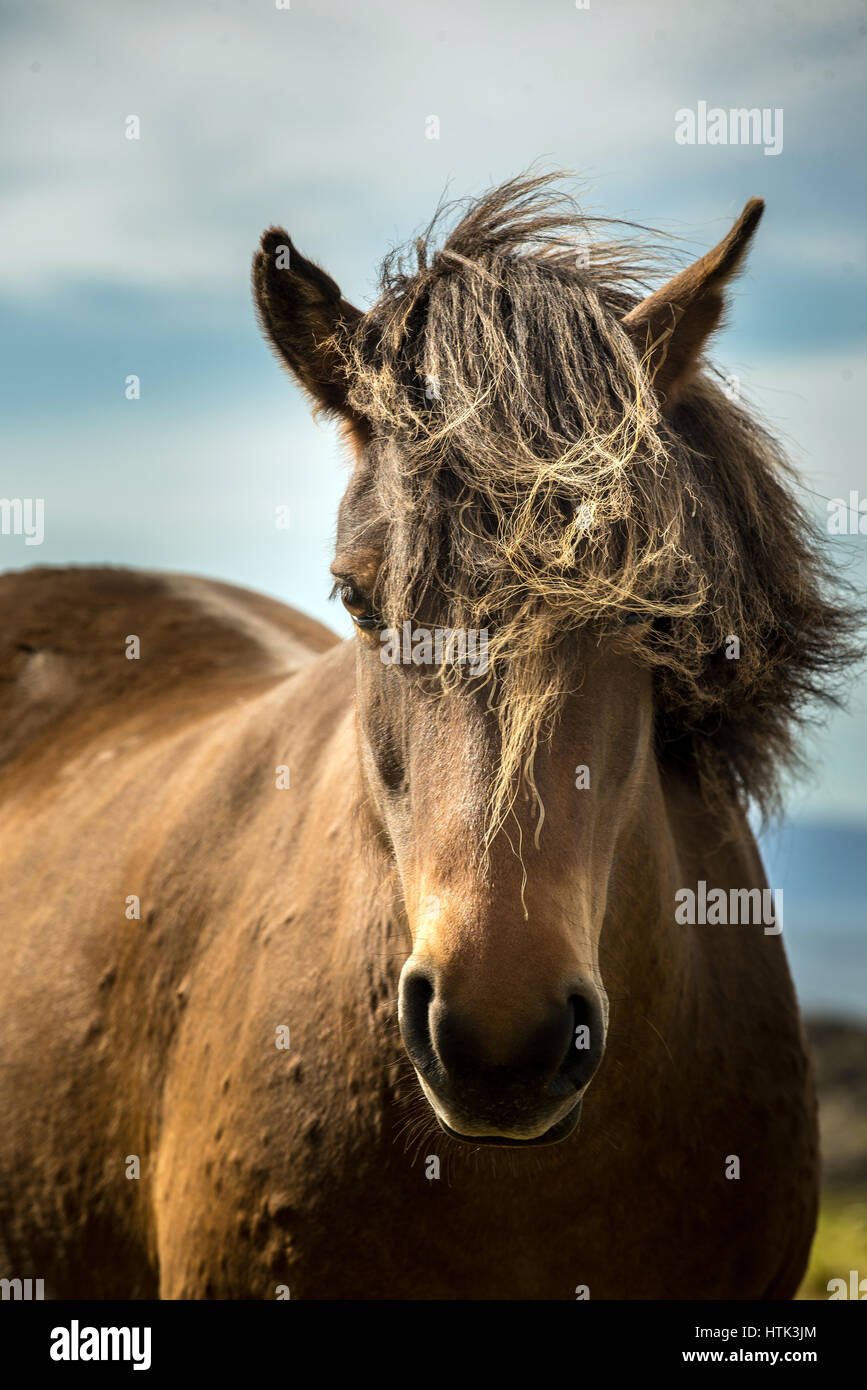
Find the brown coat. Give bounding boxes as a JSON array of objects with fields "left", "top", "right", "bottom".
[{"left": 0, "top": 565, "right": 817, "bottom": 1298}]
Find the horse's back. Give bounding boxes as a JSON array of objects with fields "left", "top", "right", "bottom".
[{"left": 0, "top": 566, "right": 337, "bottom": 774}]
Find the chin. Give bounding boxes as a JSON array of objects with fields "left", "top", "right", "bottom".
[{"left": 435, "top": 1098, "right": 583, "bottom": 1148}]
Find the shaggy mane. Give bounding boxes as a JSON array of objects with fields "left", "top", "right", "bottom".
[{"left": 334, "top": 172, "right": 858, "bottom": 841}]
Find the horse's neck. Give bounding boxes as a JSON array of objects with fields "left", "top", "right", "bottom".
[{"left": 601, "top": 763, "right": 765, "bottom": 1063}]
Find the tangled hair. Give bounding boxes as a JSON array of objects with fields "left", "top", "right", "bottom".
[{"left": 334, "top": 172, "right": 858, "bottom": 842}]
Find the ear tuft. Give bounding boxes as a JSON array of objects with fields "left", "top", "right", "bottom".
[
  {"left": 622, "top": 198, "right": 765, "bottom": 406},
  {"left": 252, "top": 229, "right": 362, "bottom": 418}
]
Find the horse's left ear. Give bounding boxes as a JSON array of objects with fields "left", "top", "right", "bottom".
[
  {"left": 622, "top": 198, "right": 764, "bottom": 406},
  {"left": 252, "top": 229, "right": 363, "bottom": 418}
]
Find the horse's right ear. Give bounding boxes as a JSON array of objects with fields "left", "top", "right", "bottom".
[
  {"left": 252, "top": 230, "right": 363, "bottom": 418},
  {"left": 622, "top": 198, "right": 764, "bottom": 407}
]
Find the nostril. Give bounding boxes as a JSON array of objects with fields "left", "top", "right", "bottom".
[
  {"left": 556, "top": 992, "right": 605, "bottom": 1094},
  {"left": 398, "top": 969, "right": 437, "bottom": 1079}
]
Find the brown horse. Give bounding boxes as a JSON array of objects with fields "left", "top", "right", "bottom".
[{"left": 0, "top": 176, "right": 855, "bottom": 1299}]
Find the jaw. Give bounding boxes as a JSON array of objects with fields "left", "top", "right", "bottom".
[{"left": 434, "top": 1097, "right": 583, "bottom": 1148}]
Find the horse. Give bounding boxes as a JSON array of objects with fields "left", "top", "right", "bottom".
[{"left": 0, "top": 174, "right": 855, "bottom": 1299}]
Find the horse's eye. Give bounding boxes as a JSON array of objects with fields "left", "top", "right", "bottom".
[{"left": 340, "top": 583, "right": 380, "bottom": 631}]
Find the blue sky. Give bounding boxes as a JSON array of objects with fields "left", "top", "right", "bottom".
[{"left": 1, "top": 0, "right": 866, "bottom": 831}]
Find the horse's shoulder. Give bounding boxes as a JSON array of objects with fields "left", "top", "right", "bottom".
[{"left": 0, "top": 566, "right": 338, "bottom": 770}]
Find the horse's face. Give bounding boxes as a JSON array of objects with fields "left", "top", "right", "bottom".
[
  {"left": 252, "top": 183, "right": 765, "bottom": 1143},
  {"left": 327, "top": 439, "right": 655, "bottom": 1145}
]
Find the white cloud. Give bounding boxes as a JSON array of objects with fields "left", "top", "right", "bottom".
[{"left": 2, "top": 0, "right": 865, "bottom": 298}]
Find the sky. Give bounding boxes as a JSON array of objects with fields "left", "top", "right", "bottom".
[{"left": 1, "top": 0, "right": 866, "bottom": 838}]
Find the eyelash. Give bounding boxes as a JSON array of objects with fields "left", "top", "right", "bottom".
[
  {"left": 330, "top": 579, "right": 381, "bottom": 631},
  {"left": 329, "top": 581, "right": 650, "bottom": 635}
]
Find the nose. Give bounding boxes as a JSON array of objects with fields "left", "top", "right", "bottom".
[{"left": 398, "top": 962, "right": 606, "bottom": 1143}]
